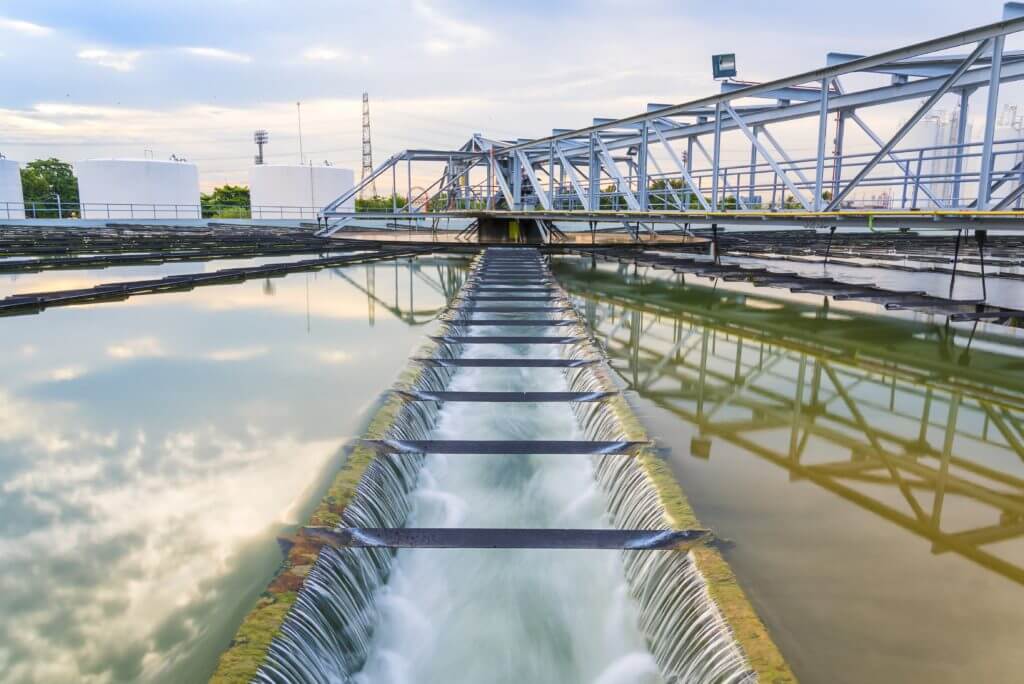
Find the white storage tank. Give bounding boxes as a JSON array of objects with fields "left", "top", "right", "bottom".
[
  {"left": 75, "top": 159, "right": 201, "bottom": 219},
  {"left": 0, "top": 158, "right": 25, "bottom": 219},
  {"left": 248, "top": 164, "right": 355, "bottom": 219}
]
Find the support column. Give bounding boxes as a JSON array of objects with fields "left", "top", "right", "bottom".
[
  {"left": 588, "top": 134, "right": 600, "bottom": 211},
  {"left": 814, "top": 78, "right": 831, "bottom": 211},
  {"left": 832, "top": 112, "right": 846, "bottom": 201},
  {"left": 638, "top": 121, "right": 650, "bottom": 210},
  {"left": 712, "top": 103, "right": 723, "bottom": 210},
  {"left": 747, "top": 126, "right": 759, "bottom": 206},
  {"left": 978, "top": 35, "right": 1005, "bottom": 209}
]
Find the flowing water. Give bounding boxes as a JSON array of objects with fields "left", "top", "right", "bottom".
[
  {"left": 353, "top": 347, "right": 659, "bottom": 684},
  {"left": 258, "top": 251, "right": 753, "bottom": 684}
]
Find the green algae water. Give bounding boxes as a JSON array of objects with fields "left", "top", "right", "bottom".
[
  {"left": 0, "top": 257, "right": 465, "bottom": 683},
  {"left": 554, "top": 256, "right": 1024, "bottom": 684}
]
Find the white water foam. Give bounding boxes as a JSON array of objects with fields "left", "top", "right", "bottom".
[{"left": 354, "top": 333, "right": 660, "bottom": 684}]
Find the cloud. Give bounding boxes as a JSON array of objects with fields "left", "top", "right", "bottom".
[
  {"left": 107, "top": 337, "right": 164, "bottom": 359},
  {"left": 180, "top": 46, "right": 252, "bottom": 63},
  {"left": 424, "top": 40, "right": 452, "bottom": 55},
  {"left": 77, "top": 48, "right": 143, "bottom": 72},
  {"left": 0, "top": 16, "right": 53, "bottom": 37},
  {"left": 412, "top": 0, "right": 489, "bottom": 54},
  {"left": 303, "top": 46, "right": 349, "bottom": 62}
]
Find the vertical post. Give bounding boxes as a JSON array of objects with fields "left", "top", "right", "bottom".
[
  {"left": 638, "top": 122, "right": 650, "bottom": 210},
  {"left": 832, "top": 112, "right": 846, "bottom": 201},
  {"left": 588, "top": 134, "right": 599, "bottom": 211},
  {"left": 686, "top": 136, "right": 695, "bottom": 209},
  {"left": 487, "top": 150, "right": 494, "bottom": 209},
  {"left": 558, "top": 159, "right": 566, "bottom": 208},
  {"left": 392, "top": 162, "right": 397, "bottom": 213},
  {"left": 406, "top": 157, "right": 412, "bottom": 217},
  {"left": 711, "top": 103, "right": 723, "bottom": 210},
  {"left": 912, "top": 150, "right": 925, "bottom": 208},
  {"left": 814, "top": 78, "right": 831, "bottom": 211},
  {"left": 952, "top": 88, "right": 971, "bottom": 208},
  {"left": 511, "top": 151, "right": 522, "bottom": 210},
  {"left": 978, "top": 35, "right": 1005, "bottom": 209},
  {"left": 548, "top": 142, "right": 555, "bottom": 210},
  {"left": 747, "top": 126, "right": 758, "bottom": 206}
]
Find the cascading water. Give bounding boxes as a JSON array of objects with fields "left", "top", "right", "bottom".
[
  {"left": 247, "top": 249, "right": 762, "bottom": 684},
  {"left": 353, "top": 341, "right": 660, "bottom": 684}
]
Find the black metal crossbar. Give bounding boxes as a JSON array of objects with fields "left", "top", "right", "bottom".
[
  {"left": 361, "top": 439, "right": 647, "bottom": 454},
  {"left": 431, "top": 336, "right": 583, "bottom": 344},
  {"left": 413, "top": 357, "right": 598, "bottom": 368},
  {"left": 395, "top": 390, "right": 615, "bottom": 402},
  {"left": 303, "top": 527, "right": 707, "bottom": 550}
]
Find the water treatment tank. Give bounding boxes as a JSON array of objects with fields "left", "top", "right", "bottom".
[
  {"left": 0, "top": 158, "right": 25, "bottom": 219},
  {"left": 248, "top": 164, "right": 355, "bottom": 219},
  {"left": 75, "top": 159, "right": 201, "bottom": 219}
]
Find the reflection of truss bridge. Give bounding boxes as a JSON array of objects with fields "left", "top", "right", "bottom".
[
  {"left": 331, "top": 257, "right": 468, "bottom": 326},
  {"left": 559, "top": 264, "right": 1024, "bottom": 585}
]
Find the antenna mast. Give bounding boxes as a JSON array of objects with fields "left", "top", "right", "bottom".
[{"left": 361, "top": 92, "right": 377, "bottom": 198}]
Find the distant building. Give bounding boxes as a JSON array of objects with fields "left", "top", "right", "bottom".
[
  {"left": 0, "top": 158, "right": 25, "bottom": 219},
  {"left": 248, "top": 164, "right": 354, "bottom": 219},
  {"left": 75, "top": 159, "right": 200, "bottom": 219}
]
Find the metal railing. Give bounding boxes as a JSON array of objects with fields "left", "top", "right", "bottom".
[{"left": 0, "top": 202, "right": 330, "bottom": 221}]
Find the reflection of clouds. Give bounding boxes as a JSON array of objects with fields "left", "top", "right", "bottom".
[
  {"left": 46, "top": 365, "right": 88, "bottom": 381},
  {"left": 107, "top": 337, "right": 164, "bottom": 359},
  {"left": 0, "top": 260, "right": 448, "bottom": 682},
  {"left": 0, "top": 389, "right": 341, "bottom": 683},
  {"left": 204, "top": 346, "right": 268, "bottom": 362},
  {"left": 317, "top": 349, "right": 353, "bottom": 364}
]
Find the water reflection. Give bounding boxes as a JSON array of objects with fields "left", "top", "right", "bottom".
[
  {"left": 0, "top": 257, "right": 466, "bottom": 683},
  {"left": 332, "top": 257, "right": 469, "bottom": 326},
  {"left": 558, "top": 260, "right": 1024, "bottom": 583}
]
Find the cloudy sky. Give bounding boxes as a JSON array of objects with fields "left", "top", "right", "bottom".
[{"left": 0, "top": 0, "right": 1015, "bottom": 189}]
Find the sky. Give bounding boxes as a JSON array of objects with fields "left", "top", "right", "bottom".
[{"left": 0, "top": 0, "right": 1018, "bottom": 190}]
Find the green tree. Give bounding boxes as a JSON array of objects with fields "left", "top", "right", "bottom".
[
  {"left": 20, "top": 158, "right": 79, "bottom": 218},
  {"left": 356, "top": 194, "right": 409, "bottom": 212},
  {"left": 201, "top": 184, "right": 250, "bottom": 218}
]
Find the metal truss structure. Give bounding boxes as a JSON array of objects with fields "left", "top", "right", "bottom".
[
  {"left": 322, "top": 3, "right": 1024, "bottom": 234},
  {"left": 556, "top": 261, "right": 1024, "bottom": 586}
]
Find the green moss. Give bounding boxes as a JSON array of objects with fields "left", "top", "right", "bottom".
[{"left": 209, "top": 592, "right": 297, "bottom": 684}]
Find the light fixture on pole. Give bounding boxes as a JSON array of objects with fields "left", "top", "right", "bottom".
[
  {"left": 711, "top": 53, "right": 737, "bottom": 80},
  {"left": 254, "top": 129, "right": 269, "bottom": 165}
]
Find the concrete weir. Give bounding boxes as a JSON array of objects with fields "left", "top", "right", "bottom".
[{"left": 211, "top": 248, "right": 793, "bottom": 683}]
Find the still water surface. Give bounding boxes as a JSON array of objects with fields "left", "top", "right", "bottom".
[
  {"left": 556, "top": 257, "right": 1024, "bottom": 684},
  {"left": 0, "top": 257, "right": 464, "bottom": 683},
  {"left": 4, "top": 251, "right": 1023, "bottom": 683}
]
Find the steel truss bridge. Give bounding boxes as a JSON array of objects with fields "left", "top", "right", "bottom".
[
  {"left": 321, "top": 3, "right": 1024, "bottom": 236},
  {"left": 556, "top": 262, "right": 1024, "bottom": 586}
]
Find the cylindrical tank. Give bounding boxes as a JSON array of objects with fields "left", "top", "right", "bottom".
[
  {"left": 75, "top": 159, "right": 201, "bottom": 219},
  {"left": 248, "top": 165, "right": 355, "bottom": 219},
  {"left": 0, "top": 159, "right": 25, "bottom": 219}
]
